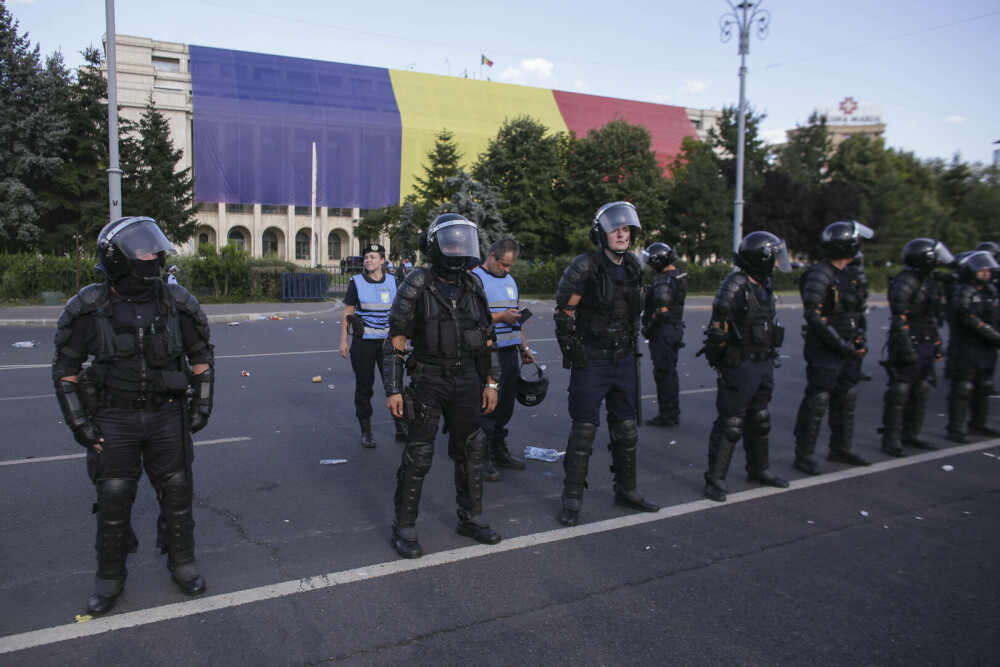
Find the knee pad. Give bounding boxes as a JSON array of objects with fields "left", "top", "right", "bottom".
[
  {"left": 954, "top": 380, "right": 974, "bottom": 400},
  {"left": 463, "top": 429, "right": 488, "bottom": 464},
  {"left": 748, "top": 409, "right": 771, "bottom": 436},
  {"left": 809, "top": 391, "right": 831, "bottom": 412},
  {"left": 838, "top": 386, "right": 857, "bottom": 409},
  {"left": 911, "top": 380, "right": 931, "bottom": 402},
  {"left": 568, "top": 421, "right": 597, "bottom": 455},
  {"left": 886, "top": 381, "right": 911, "bottom": 405},
  {"left": 158, "top": 471, "right": 193, "bottom": 510},
  {"left": 96, "top": 478, "right": 137, "bottom": 518},
  {"left": 609, "top": 420, "right": 638, "bottom": 447},
  {"left": 404, "top": 440, "right": 435, "bottom": 475},
  {"left": 978, "top": 380, "right": 995, "bottom": 397},
  {"left": 723, "top": 416, "right": 744, "bottom": 444}
]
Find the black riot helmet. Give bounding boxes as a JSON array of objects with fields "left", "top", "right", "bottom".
[
  {"left": 96, "top": 216, "right": 177, "bottom": 282},
  {"left": 588, "top": 201, "right": 641, "bottom": 255},
  {"left": 975, "top": 241, "right": 999, "bottom": 260},
  {"left": 734, "top": 231, "right": 792, "bottom": 282},
  {"left": 641, "top": 242, "right": 678, "bottom": 272},
  {"left": 818, "top": 220, "right": 874, "bottom": 259},
  {"left": 426, "top": 213, "right": 480, "bottom": 274},
  {"left": 957, "top": 250, "right": 1000, "bottom": 283},
  {"left": 902, "top": 238, "right": 955, "bottom": 273},
  {"left": 515, "top": 362, "right": 549, "bottom": 407}
]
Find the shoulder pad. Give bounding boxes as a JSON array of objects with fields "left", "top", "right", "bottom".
[
  {"left": 801, "top": 262, "right": 836, "bottom": 309},
  {"left": 711, "top": 271, "right": 746, "bottom": 322},
  {"left": 164, "top": 283, "right": 209, "bottom": 327},
  {"left": 56, "top": 283, "right": 106, "bottom": 330},
  {"left": 556, "top": 253, "right": 596, "bottom": 307},
  {"left": 398, "top": 267, "right": 433, "bottom": 301}
]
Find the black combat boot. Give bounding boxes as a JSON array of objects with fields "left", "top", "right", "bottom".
[
  {"left": 793, "top": 392, "right": 828, "bottom": 475},
  {"left": 559, "top": 422, "right": 597, "bottom": 526},
  {"left": 88, "top": 478, "right": 137, "bottom": 616},
  {"left": 609, "top": 420, "right": 659, "bottom": 513},
  {"left": 454, "top": 431, "right": 501, "bottom": 544},
  {"left": 159, "top": 471, "right": 205, "bottom": 596},
  {"left": 705, "top": 418, "right": 739, "bottom": 502},
  {"left": 360, "top": 418, "right": 376, "bottom": 448},
  {"left": 901, "top": 380, "right": 936, "bottom": 449},
  {"left": 744, "top": 410, "right": 789, "bottom": 489},
  {"left": 490, "top": 437, "right": 526, "bottom": 470},
  {"left": 645, "top": 369, "right": 678, "bottom": 427},
  {"left": 946, "top": 381, "right": 973, "bottom": 443},
  {"left": 969, "top": 390, "right": 1000, "bottom": 436},
  {"left": 828, "top": 389, "right": 871, "bottom": 466},
  {"left": 391, "top": 441, "right": 433, "bottom": 559}
]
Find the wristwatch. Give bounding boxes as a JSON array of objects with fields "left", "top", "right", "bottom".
[{"left": 485, "top": 382, "right": 500, "bottom": 391}]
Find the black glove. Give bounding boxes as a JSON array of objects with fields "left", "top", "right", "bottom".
[
  {"left": 55, "top": 379, "right": 103, "bottom": 448},
  {"left": 188, "top": 368, "right": 214, "bottom": 434},
  {"left": 72, "top": 421, "right": 103, "bottom": 448}
]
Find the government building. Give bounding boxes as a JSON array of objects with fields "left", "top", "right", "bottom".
[{"left": 105, "top": 35, "right": 721, "bottom": 265}]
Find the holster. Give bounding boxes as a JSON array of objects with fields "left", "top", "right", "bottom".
[{"left": 78, "top": 368, "right": 99, "bottom": 417}]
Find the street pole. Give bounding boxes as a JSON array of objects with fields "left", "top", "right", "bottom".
[
  {"left": 105, "top": 0, "right": 122, "bottom": 222},
  {"left": 720, "top": 1, "right": 769, "bottom": 253}
]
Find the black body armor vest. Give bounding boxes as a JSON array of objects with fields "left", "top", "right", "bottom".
[{"left": 575, "top": 251, "right": 641, "bottom": 350}]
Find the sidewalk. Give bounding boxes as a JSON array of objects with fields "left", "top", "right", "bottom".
[{"left": 0, "top": 299, "right": 346, "bottom": 327}]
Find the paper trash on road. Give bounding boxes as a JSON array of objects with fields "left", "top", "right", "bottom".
[
  {"left": 228, "top": 322, "right": 240, "bottom": 326},
  {"left": 312, "top": 376, "right": 322, "bottom": 382},
  {"left": 12, "top": 341, "right": 36, "bottom": 347},
  {"left": 941, "top": 464, "right": 955, "bottom": 472},
  {"left": 859, "top": 510, "right": 869, "bottom": 517},
  {"left": 320, "top": 459, "right": 348, "bottom": 465},
  {"left": 241, "top": 371, "right": 250, "bottom": 377}
]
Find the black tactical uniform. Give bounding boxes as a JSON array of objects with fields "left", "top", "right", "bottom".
[
  {"left": 846, "top": 252, "right": 871, "bottom": 381},
  {"left": 383, "top": 214, "right": 503, "bottom": 559},
  {"left": 880, "top": 239, "right": 953, "bottom": 456},
  {"left": 793, "top": 221, "right": 874, "bottom": 475},
  {"left": 945, "top": 250, "right": 1000, "bottom": 442},
  {"left": 553, "top": 202, "right": 659, "bottom": 527},
  {"left": 700, "top": 232, "right": 791, "bottom": 502},
  {"left": 641, "top": 242, "right": 688, "bottom": 427},
  {"left": 53, "top": 217, "right": 213, "bottom": 616}
]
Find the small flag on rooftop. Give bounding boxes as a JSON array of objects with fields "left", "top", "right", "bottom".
[{"left": 481, "top": 54, "right": 494, "bottom": 67}]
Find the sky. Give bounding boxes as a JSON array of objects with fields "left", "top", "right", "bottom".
[{"left": 7, "top": 0, "right": 1000, "bottom": 165}]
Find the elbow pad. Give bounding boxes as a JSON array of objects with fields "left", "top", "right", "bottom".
[{"left": 383, "top": 338, "right": 406, "bottom": 396}]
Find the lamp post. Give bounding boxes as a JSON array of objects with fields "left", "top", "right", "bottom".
[{"left": 720, "top": 1, "right": 769, "bottom": 253}]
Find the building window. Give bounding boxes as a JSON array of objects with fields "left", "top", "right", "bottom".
[
  {"left": 228, "top": 229, "right": 246, "bottom": 249},
  {"left": 261, "top": 204, "right": 287, "bottom": 215},
  {"left": 328, "top": 232, "right": 342, "bottom": 260},
  {"left": 152, "top": 56, "right": 180, "bottom": 73},
  {"left": 198, "top": 233, "right": 209, "bottom": 246},
  {"left": 327, "top": 207, "right": 352, "bottom": 218},
  {"left": 198, "top": 202, "right": 218, "bottom": 213},
  {"left": 295, "top": 231, "right": 310, "bottom": 260},
  {"left": 225, "top": 203, "right": 253, "bottom": 214},
  {"left": 295, "top": 206, "right": 314, "bottom": 216},
  {"left": 263, "top": 230, "right": 278, "bottom": 256}
]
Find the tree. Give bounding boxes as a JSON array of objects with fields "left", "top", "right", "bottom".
[
  {"left": 120, "top": 99, "right": 198, "bottom": 243},
  {"left": 558, "top": 119, "right": 668, "bottom": 252},
  {"left": 472, "top": 116, "right": 563, "bottom": 257},
  {"left": 0, "top": 5, "right": 68, "bottom": 250},
  {"left": 389, "top": 200, "right": 420, "bottom": 262},
  {"left": 708, "top": 105, "right": 769, "bottom": 203},
  {"left": 662, "top": 136, "right": 731, "bottom": 262},
  {"left": 353, "top": 203, "right": 399, "bottom": 247},
  {"left": 429, "top": 170, "right": 508, "bottom": 257},
  {"left": 410, "top": 128, "right": 463, "bottom": 226},
  {"left": 35, "top": 46, "right": 111, "bottom": 254},
  {"left": 778, "top": 111, "right": 831, "bottom": 189}
]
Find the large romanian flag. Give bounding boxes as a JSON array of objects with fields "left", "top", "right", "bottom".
[{"left": 189, "top": 45, "right": 698, "bottom": 209}]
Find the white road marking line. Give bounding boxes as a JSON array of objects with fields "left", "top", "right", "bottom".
[
  {"left": 0, "top": 437, "right": 252, "bottom": 467},
  {"left": 2, "top": 438, "right": 996, "bottom": 655},
  {"left": 0, "top": 394, "right": 51, "bottom": 401}
]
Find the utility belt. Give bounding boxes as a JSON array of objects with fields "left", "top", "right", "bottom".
[
  {"left": 739, "top": 349, "right": 775, "bottom": 362},
  {"left": 411, "top": 359, "right": 480, "bottom": 378},
  {"left": 586, "top": 345, "right": 635, "bottom": 362},
  {"left": 100, "top": 392, "right": 178, "bottom": 411}
]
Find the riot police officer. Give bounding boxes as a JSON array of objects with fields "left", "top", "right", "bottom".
[
  {"left": 793, "top": 220, "right": 875, "bottom": 475},
  {"left": 945, "top": 250, "right": 1000, "bottom": 442},
  {"left": 339, "top": 243, "right": 405, "bottom": 447},
  {"left": 880, "top": 239, "right": 953, "bottom": 456},
  {"left": 471, "top": 238, "right": 536, "bottom": 481},
  {"left": 383, "top": 213, "right": 502, "bottom": 558},
  {"left": 553, "top": 201, "right": 659, "bottom": 527},
  {"left": 641, "top": 242, "right": 688, "bottom": 427},
  {"left": 976, "top": 241, "right": 1000, "bottom": 291},
  {"left": 53, "top": 217, "right": 214, "bottom": 615},
  {"left": 847, "top": 252, "right": 872, "bottom": 381},
  {"left": 700, "top": 232, "right": 792, "bottom": 502}
]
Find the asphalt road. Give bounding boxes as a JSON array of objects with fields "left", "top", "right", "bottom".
[{"left": 1, "top": 299, "right": 998, "bottom": 665}]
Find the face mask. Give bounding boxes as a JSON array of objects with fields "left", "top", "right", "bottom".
[{"left": 115, "top": 258, "right": 160, "bottom": 297}]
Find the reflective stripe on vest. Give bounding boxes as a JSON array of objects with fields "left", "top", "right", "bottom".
[
  {"left": 352, "top": 274, "right": 396, "bottom": 339},
  {"left": 473, "top": 266, "right": 521, "bottom": 348}
]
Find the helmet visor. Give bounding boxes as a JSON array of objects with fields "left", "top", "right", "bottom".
[
  {"left": 434, "top": 220, "right": 480, "bottom": 259},
  {"left": 852, "top": 221, "right": 875, "bottom": 240},
  {"left": 770, "top": 239, "right": 792, "bottom": 273},
  {"left": 932, "top": 241, "right": 955, "bottom": 267},
  {"left": 963, "top": 251, "right": 1000, "bottom": 272},
  {"left": 107, "top": 218, "right": 177, "bottom": 258},
  {"left": 595, "top": 202, "right": 641, "bottom": 234}
]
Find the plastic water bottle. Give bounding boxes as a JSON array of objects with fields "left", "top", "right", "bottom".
[{"left": 524, "top": 446, "right": 564, "bottom": 462}]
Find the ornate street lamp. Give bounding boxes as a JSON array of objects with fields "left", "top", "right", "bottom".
[{"left": 720, "top": 1, "right": 770, "bottom": 252}]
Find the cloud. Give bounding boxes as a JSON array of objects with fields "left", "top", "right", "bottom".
[
  {"left": 680, "top": 80, "right": 708, "bottom": 95},
  {"left": 571, "top": 79, "right": 590, "bottom": 92},
  {"left": 945, "top": 115, "right": 964, "bottom": 124},
  {"left": 497, "top": 58, "right": 555, "bottom": 84},
  {"left": 650, "top": 91, "right": 675, "bottom": 104}
]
